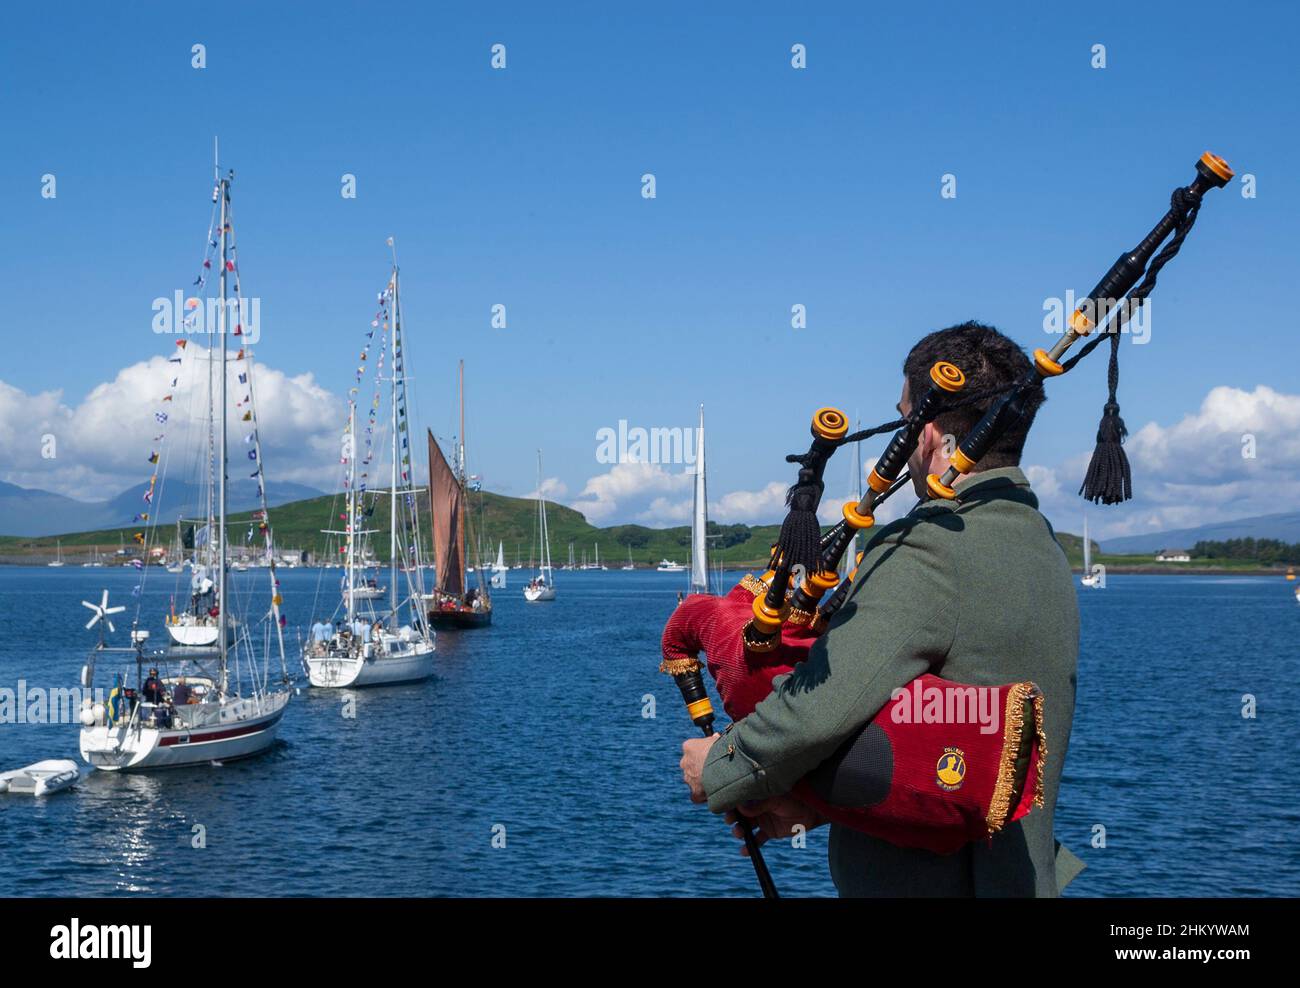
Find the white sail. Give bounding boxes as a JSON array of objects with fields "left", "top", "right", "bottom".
[
  {"left": 1080, "top": 510, "right": 1102, "bottom": 588},
  {"left": 490, "top": 541, "right": 507, "bottom": 589},
  {"left": 525, "top": 451, "right": 556, "bottom": 601},
  {"left": 689, "top": 404, "right": 709, "bottom": 595}
]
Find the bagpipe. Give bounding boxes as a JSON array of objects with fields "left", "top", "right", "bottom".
[{"left": 661, "top": 153, "right": 1234, "bottom": 897}]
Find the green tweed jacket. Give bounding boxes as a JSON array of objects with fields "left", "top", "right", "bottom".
[{"left": 701, "top": 467, "right": 1083, "bottom": 896}]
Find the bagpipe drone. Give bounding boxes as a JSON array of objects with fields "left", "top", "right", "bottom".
[{"left": 661, "top": 153, "right": 1234, "bottom": 897}]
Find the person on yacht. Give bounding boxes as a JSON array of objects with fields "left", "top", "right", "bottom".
[{"left": 142, "top": 667, "right": 164, "bottom": 704}]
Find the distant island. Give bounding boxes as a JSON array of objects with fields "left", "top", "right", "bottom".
[{"left": 1, "top": 486, "right": 1296, "bottom": 576}]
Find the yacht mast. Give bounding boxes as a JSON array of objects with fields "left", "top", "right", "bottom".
[
  {"left": 389, "top": 261, "right": 400, "bottom": 623},
  {"left": 536, "top": 451, "right": 551, "bottom": 582},
  {"left": 217, "top": 171, "right": 230, "bottom": 690},
  {"left": 347, "top": 402, "right": 357, "bottom": 625},
  {"left": 207, "top": 139, "right": 217, "bottom": 577},
  {"left": 689, "top": 404, "right": 709, "bottom": 594}
]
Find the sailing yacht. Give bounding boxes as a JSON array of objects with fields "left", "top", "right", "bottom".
[
  {"left": 622, "top": 547, "right": 635, "bottom": 571},
  {"left": 305, "top": 245, "right": 437, "bottom": 686},
  {"left": 79, "top": 164, "right": 291, "bottom": 770},
  {"left": 427, "top": 361, "right": 493, "bottom": 629},
  {"left": 688, "top": 404, "right": 712, "bottom": 595},
  {"left": 165, "top": 362, "right": 232, "bottom": 648},
  {"left": 47, "top": 541, "right": 64, "bottom": 567},
  {"left": 1080, "top": 512, "right": 1102, "bottom": 589},
  {"left": 164, "top": 519, "right": 185, "bottom": 573},
  {"left": 490, "top": 541, "right": 508, "bottom": 589},
  {"left": 524, "top": 451, "right": 557, "bottom": 601}
]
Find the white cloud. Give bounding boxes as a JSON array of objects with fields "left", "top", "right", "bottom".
[
  {"left": 1028, "top": 385, "right": 1300, "bottom": 540},
  {"left": 568, "top": 461, "right": 692, "bottom": 523},
  {"left": 0, "top": 347, "right": 342, "bottom": 498},
  {"left": 526, "top": 476, "right": 569, "bottom": 500},
  {"left": 711, "top": 481, "right": 788, "bottom": 524}
]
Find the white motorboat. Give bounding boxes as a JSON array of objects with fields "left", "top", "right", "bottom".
[
  {"left": 0, "top": 759, "right": 79, "bottom": 796},
  {"left": 656, "top": 559, "right": 686, "bottom": 573}
]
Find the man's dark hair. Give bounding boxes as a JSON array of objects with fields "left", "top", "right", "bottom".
[{"left": 903, "top": 321, "right": 1044, "bottom": 470}]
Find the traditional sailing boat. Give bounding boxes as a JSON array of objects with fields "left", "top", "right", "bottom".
[
  {"left": 427, "top": 361, "right": 492, "bottom": 628},
  {"left": 305, "top": 243, "right": 437, "bottom": 686},
  {"left": 79, "top": 163, "right": 291, "bottom": 770},
  {"left": 688, "top": 404, "right": 712, "bottom": 596},
  {"left": 524, "top": 451, "right": 556, "bottom": 601}
]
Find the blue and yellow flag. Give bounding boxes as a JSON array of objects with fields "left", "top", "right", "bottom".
[{"left": 106, "top": 675, "right": 124, "bottom": 727}]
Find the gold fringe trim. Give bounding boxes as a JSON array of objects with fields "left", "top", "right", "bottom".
[
  {"left": 785, "top": 607, "right": 814, "bottom": 627},
  {"left": 986, "top": 681, "right": 1040, "bottom": 837},
  {"left": 658, "top": 656, "right": 702, "bottom": 676},
  {"left": 739, "top": 574, "right": 769, "bottom": 597},
  {"left": 1031, "top": 690, "right": 1047, "bottom": 810}
]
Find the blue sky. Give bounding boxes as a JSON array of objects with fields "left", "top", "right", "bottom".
[{"left": 1, "top": 1, "right": 1296, "bottom": 539}]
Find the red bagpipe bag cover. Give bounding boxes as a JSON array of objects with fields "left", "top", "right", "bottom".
[{"left": 661, "top": 581, "right": 1046, "bottom": 855}]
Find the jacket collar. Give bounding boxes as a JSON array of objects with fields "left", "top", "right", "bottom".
[{"left": 952, "top": 466, "right": 1038, "bottom": 508}]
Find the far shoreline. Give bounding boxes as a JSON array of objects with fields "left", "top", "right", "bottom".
[{"left": 0, "top": 556, "right": 1290, "bottom": 579}]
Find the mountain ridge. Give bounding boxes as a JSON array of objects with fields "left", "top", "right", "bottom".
[{"left": 1101, "top": 511, "right": 1300, "bottom": 555}]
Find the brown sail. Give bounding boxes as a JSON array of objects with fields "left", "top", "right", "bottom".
[{"left": 427, "top": 428, "right": 465, "bottom": 596}]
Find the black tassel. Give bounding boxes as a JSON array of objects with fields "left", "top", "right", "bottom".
[
  {"left": 1079, "top": 401, "right": 1132, "bottom": 504},
  {"left": 777, "top": 472, "right": 823, "bottom": 576}
]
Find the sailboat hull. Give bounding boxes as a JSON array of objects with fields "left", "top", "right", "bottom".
[
  {"left": 427, "top": 608, "right": 493, "bottom": 629},
  {"left": 79, "top": 691, "right": 289, "bottom": 771},
  {"left": 524, "top": 586, "right": 556, "bottom": 602},
  {"left": 305, "top": 640, "right": 435, "bottom": 688}
]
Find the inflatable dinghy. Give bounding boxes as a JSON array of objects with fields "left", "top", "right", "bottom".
[{"left": 0, "top": 759, "right": 80, "bottom": 796}]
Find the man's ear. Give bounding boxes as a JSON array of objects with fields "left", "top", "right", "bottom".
[{"left": 917, "top": 420, "right": 945, "bottom": 463}]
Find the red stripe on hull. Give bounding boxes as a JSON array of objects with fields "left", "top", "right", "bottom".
[{"left": 158, "top": 710, "right": 284, "bottom": 747}]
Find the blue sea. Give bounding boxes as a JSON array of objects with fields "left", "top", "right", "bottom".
[{"left": 0, "top": 566, "right": 1296, "bottom": 897}]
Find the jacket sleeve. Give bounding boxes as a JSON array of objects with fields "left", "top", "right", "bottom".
[{"left": 701, "top": 508, "right": 960, "bottom": 812}]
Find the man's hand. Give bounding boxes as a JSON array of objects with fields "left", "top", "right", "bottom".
[
  {"left": 724, "top": 794, "right": 826, "bottom": 855},
  {"left": 679, "top": 736, "right": 720, "bottom": 805}
]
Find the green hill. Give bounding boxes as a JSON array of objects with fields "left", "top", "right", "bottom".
[
  {"left": 0, "top": 488, "right": 786, "bottom": 568},
  {"left": 0, "top": 489, "right": 1279, "bottom": 573}
]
